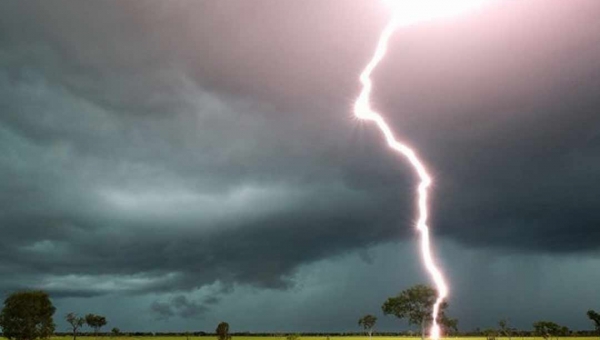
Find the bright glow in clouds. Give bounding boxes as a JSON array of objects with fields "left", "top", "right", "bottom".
[
  {"left": 353, "top": 1, "right": 486, "bottom": 339},
  {"left": 384, "top": 0, "right": 486, "bottom": 26}
]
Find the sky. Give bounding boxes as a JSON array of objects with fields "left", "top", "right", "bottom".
[{"left": 1, "top": 0, "right": 600, "bottom": 334}]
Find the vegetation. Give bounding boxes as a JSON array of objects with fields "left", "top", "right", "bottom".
[
  {"left": 66, "top": 313, "right": 86, "bottom": 340},
  {"left": 0, "top": 332, "right": 598, "bottom": 340},
  {"left": 216, "top": 322, "right": 231, "bottom": 340},
  {"left": 85, "top": 314, "right": 107, "bottom": 337},
  {"left": 0, "top": 291, "right": 56, "bottom": 340},
  {"left": 588, "top": 310, "right": 600, "bottom": 336},
  {"left": 498, "top": 319, "right": 515, "bottom": 340},
  {"left": 482, "top": 328, "right": 498, "bottom": 340},
  {"left": 0, "top": 288, "right": 598, "bottom": 340},
  {"left": 533, "top": 321, "right": 570, "bottom": 340},
  {"left": 440, "top": 317, "right": 458, "bottom": 337},
  {"left": 381, "top": 284, "right": 450, "bottom": 340},
  {"left": 110, "top": 329, "right": 121, "bottom": 337},
  {"left": 358, "top": 315, "right": 377, "bottom": 339}
]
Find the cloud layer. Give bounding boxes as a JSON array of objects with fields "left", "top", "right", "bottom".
[{"left": 0, "top": 0, "right": 599, "bottom": 331}]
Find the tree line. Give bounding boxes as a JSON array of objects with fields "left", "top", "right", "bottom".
[
  {"left": 356, "top": 284, "right": 600, "bottom": 340},
  {"left": 0, "top": 288, "right": 599, "bottom": 340}
]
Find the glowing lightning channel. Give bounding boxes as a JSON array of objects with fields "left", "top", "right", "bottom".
[
  {"left": 351, "top": 1, "right": 485, "bottom": 338},
  {"left": 354, "top": 2, "right": 487, "bottom": 338}
]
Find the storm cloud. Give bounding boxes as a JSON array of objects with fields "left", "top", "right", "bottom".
[{"left": 0, "top": 0, "right": 599, "bottom": 332}]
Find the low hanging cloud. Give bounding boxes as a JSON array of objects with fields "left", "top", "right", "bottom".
[
  {"left": 150, "top": 282, "right": 232, "bottom": 320},
  {"left": 151, "top": 296, "right": 211, "bottom": 320}
]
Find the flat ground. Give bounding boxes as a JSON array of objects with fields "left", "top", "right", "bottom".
[{"left": 15, "top": 336, "right": 595, "bottom": 340}]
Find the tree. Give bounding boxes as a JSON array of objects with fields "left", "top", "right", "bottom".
[
  {"left": 588, "top": 310, "right": 600, "bottom": 336},
  {"left": 440, "top": 317, "right": 458, "bottom": 336},
  {"left": 498, "top": 319, "right": 514, "bottom": 340},
  {"left": 110, "top": 328, "right": 120, "bottom": 337},
  {"left": 381, "top": 284, "right": 449, "bottom": 340},
  {"left": 215, "top": 322, "right": 230, "bottom": 340},
  {"left": 483, "top": 328, "right": 497, "bottom": 340},
  {"left": 66, "top": 313, "right": 85, "bottom": 340},
  {"left": 358, "top": 314, "right": 377, "bottom": 339},
  {"left": 85, "top": 314, "right": 107, "bottom": 337},
  {"left": 0, "top": 291, "right": 56, "bottom": 340},
  {"left": 533, "top": 321, "right": 561, "bottom": 340}
]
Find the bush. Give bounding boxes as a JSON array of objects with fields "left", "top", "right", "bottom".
[{"left": 286, "top": 334, "right": 300, "bottom": 340}]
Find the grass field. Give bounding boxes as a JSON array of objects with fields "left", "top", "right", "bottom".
[{"left": 7, "top": 336, "right": 594, "bottom": 340}]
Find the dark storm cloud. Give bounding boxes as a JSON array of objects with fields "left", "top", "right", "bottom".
[
  {"left": 151, "top": 295, "right": 216, "bottom": 320},
  {"left": 0, "top": 0, "right": 599, "bottom": 324},
  {"left": 0, "top": 0, "right": 413, "bottom": 300},
  {"left": 150, "top": 301, "right": 175, "bottom": 320}
]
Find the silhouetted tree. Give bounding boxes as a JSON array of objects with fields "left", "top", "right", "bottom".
[
  {"left": 533, "top": 321, "right": 562, "bottom": 340},
  {"left": 588, "top": 310, "right": 600, "bottom": 337},
  {"left": 440, "top": 316, "right": 458, "bottom": 336},
  {"left": 216, "top": 322, "right": 230, "bottom": 340},
  {"left": 66, "top": 313, "right": 85, "bottom": 340},
  {"left": 498, "top": 319, "right": 515, "bottom": 340},
  {"left": 0, "top": 291, "right": 56, "bottom": 340},
  {"left": 110, "top": 328, "right": 120, "bottom": 337},
  {"left": 358, "top": 314, "right": 377, "bottom": 339},
  {"left": 85, "top": 314, "right": 107, "bottom": 337},
  {"left": 381, "top": 284, "right": 449, "bottom": 340},
  {"left": 483, "top": 328, "right": 497, "bottom": 340}
]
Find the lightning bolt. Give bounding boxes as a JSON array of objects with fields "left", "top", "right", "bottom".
[
  {"left": 353, "top": 14, "right": 447, "bottom": 339},
  {"left": 353, "top": 1, "right": 487, "bottom": 338}
]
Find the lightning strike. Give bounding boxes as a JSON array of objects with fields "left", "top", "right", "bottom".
[{"left": 353, "top": 1, "right": 486, "bottom": 339}]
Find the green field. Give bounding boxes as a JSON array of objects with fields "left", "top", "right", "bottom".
[{"left": 7, "top": 336, "right": 594, "bottom": 340}]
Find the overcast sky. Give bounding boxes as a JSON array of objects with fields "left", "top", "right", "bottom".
[{"left": 1, "top": 0, "right": 599, "bottom": 334}]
